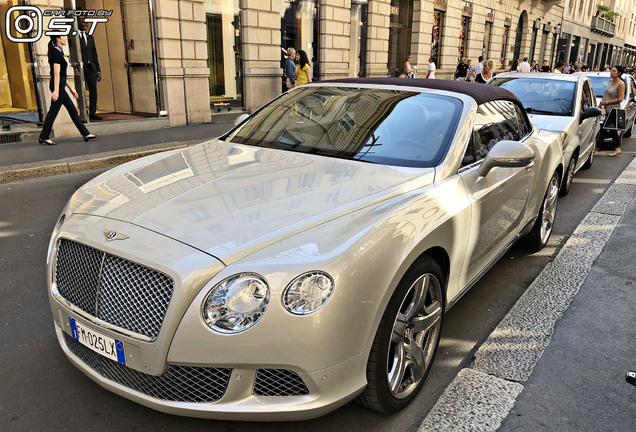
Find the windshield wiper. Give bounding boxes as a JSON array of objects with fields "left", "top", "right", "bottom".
[{"left": 525, "top": 107, "right": 556, "bottom": 115}]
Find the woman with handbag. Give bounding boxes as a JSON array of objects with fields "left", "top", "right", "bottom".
[
  {"left": 295, "top": 50, "right": 312, "bottom": 86},
  {"left": 597, "top": 65, "right": 625, "bottom": 157}
]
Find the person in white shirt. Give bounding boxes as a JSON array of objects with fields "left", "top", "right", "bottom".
[
  {"left": 517, "top": 57, "right": 531, "bottom": 73},
  {"left": 426, "top": 55, "right": 436, "bottom": 79},
  {"left": 553, "top": 61, "right": 565, "bottom": 73},
  {"left": 473, "top": 55, "right": 484, "bottom": 81}
]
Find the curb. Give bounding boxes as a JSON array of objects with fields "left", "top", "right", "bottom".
[{"left": 419, "top": 156, "right": 636, "bottom": 431}]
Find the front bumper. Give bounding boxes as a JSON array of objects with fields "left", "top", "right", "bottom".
[{"left": 54, "top": 320, "right": 368, "bottom": 420}]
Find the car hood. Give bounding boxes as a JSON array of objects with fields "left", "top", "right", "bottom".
[
  {"left": 527, "top": 114, "right": 574, "bottom": 132},
  {"left": 70, "top": 139, "right": 435, "bottom": 264}
]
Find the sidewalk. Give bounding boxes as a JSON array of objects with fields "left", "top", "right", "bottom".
[
  {"left": 0, "top": 122, "right": 234, "bottom": 183},
  {"left": 420, "top": 156, "right": 636, "bottom": 431}
]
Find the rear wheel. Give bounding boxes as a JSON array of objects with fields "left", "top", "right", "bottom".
[
  {"left": 560, "top": 154, "right": 577, "bottom": 196},
  {"left": 359, "top": 257, "right": 444, "bottom": 413},
  {"left": 522, "top": 171, "right": 560, "bottom": 252}
]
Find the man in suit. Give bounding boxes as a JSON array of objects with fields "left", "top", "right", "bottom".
[{"left": 78, "top": 18, "right": 102, "bottom": 120}]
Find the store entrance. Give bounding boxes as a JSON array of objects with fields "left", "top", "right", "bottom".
[{"left": 68, "top": 0, "right": 159, "bottom": 121}]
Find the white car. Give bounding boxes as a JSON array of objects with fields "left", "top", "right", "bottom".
[
  {"left": 47, "top": 79, "right": 564, "bottom": 420},
  {"left": 489, "top": 73, "right": 601, "bottom": 196}
]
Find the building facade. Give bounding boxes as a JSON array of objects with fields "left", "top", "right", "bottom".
[{"left": 2, "top": 0, "right": 635, "bottom": 140}]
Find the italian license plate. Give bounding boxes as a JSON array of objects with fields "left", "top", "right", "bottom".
[{"left": 69, "top": 317, "right": 126, "bottom": 365}]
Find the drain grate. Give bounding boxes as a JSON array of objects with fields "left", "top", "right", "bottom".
[{"left": 0, "top": 133, "right": 21, "bottom": 144}]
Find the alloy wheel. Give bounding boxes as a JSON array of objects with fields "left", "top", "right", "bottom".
[
  {"left": 540, "top": 175, "right": 560, "bottom": 245},
  {"left": 387, "top": 273, "right": 442, "bottom": 400}
]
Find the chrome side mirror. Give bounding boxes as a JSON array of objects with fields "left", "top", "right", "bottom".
[
  {"left": 234, "top": 113, "right": 249, "bottom": 126},
  {"left": 479, "top": 140, "right": 535, "bottom": 177}
]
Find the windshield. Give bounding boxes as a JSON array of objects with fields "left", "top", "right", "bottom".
[
  {"left": 587, "top": 75, "right": 628, "bottom": 99},
  {"left": 489, "top": 78, "right": 576, "bottom": 116},
  {"left": 224, "top": 87, "right": 463, "bottom": 168}
]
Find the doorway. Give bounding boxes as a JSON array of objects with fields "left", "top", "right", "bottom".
[
  {"left": 69, "top": 0, "right": 159, "bottom": 121},
  {"left": 387, "top": 0, "right": 413, "bottom": 77}
]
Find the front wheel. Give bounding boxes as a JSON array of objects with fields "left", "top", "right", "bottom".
[
  {"left": 359, "top": 258, "right": 444, "bottom": 413},
  {"left": 560, "top": 154, "right": 577, "bottom": 196},
  {"left": 522, "top": 171, "right": 560, "bottom": 252}
]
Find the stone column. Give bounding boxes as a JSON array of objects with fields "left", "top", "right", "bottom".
[
  {"left": 155, "top": 0, "right": 210, "bottom": 127},
  {"left": 365, "top": 0, "right": 390, "bottom": 77},
  {"left": 319, "top": 0, "right": 351, "bottom": 80},
  {"left": 240, "top": 0, "right": 281, "bottom": 112},
  {"left": 411, "top": 0, "right": 433, "bottom": 70}
]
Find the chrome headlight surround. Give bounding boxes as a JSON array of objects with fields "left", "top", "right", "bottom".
[
  {"left": 202, "top": 273, "right": 270, "bottom": 334},
  {"left": 283, "top": 271, "right": 335, "bottom": 315}
]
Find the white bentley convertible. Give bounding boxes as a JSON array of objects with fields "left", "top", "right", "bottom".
[{"left": 47, "top": 79, "right": 564, "bottom": 420}]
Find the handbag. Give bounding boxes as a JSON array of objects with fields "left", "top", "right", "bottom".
[{"left": 603, "top": 108, "right": 627, "bottom": 131}]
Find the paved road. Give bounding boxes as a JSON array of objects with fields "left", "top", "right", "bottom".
[{"left": 0, "top": 140, "right": 633, "bottom": 432}]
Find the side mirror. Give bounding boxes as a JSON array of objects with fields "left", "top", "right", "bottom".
[
  {"left": 478, "top": 140, "right": 535, "bottom": 177},
  {"left": 234, "top": 113, "right": 249, "bottom": 126},
  {"left": 580, "top": 106, "right": 602, "bottom": 122}
]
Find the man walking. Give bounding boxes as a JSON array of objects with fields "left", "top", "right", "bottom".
[
  {"left": 472, "top": 55, "right": 484, "bottom": 81},
  {"left": 78, "top": 18, "right": 101, "bottom": 120},
  {"left": 541, "top": 60, "right": 551, "bottom": 72},
  {"left": 284, "top": 47, "right": 296, "bottom": 91},
  {"left": 554, "top": 61, "right": 565, "bottom": 73}
]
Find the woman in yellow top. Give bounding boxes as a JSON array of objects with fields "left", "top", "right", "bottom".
[{"left": 295, "top": 50, "right": 312, "bottom": 86}]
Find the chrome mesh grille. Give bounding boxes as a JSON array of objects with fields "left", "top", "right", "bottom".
[
  {"left": 254, "top": 369, "right": 309, "bottom": 396},
  {"left": 54, "top": 239, "right": 174, "bottom": 339},
  {"left": 63, "top": 333, "right": 232, "bottom": 403}
]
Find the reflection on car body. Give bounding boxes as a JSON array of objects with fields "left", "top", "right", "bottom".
[{"left": 47, "top": 79, "right": 564, "bottom": 421}]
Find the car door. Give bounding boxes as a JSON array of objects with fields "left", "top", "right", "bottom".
[
  {"left": 577, "top": 79, "right": 597, "bottom": 165},
  {"left": 458, "top": 100, "right": 535, "bottom": 286}
]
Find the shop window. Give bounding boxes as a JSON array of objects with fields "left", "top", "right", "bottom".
[
  {"left": 500, "top": 25, "right": 509, "bottom": 69},
  {"left": 0, "top": 0, "right": 39, "bottom": 117},
  {"left": 432, "top": 10, "right": 444, "bottom": 67},
  {"left": 387, "top": 0, "right": 413, "bottom": 77},
  {"left": 483, "top": 21, "right": 492, "bottom": 59},
  {"left": 206, "top": 0, "right": 241, "bottom": 110},
  {"left": 459, "top": 16, "right": 470, "bottom": 61},
  {"left": 350, "top": 0, "right": 368, "bottom": 77}
]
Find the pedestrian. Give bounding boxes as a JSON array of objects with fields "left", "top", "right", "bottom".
[
  {"left": 530, "top": 60, "right": 537, "bottom": 72},
  {"left": 517, "top": 57, "right": 531, "bottom": 73},
  {"left": 454, "top": 58, "right": 469, "bottom": 81},
  {"left": 77, "top": 17, "right": 102, "bottom": 120},
  {"left": 474, "top": 60, "right": 495, "bottom": 83},
  {"left": 295, "top": 50, "right": 312, "bottom": 86},
  {"left": 473, "top": 55, "right": 484, "bottom": 81},
  {"left": 38, "top": 35, "right": 96, "bottom": 146},
  {"left": 283, "top": 47, "right": 296, "bottom": 91},
  {"left": 564, "top": 62, "right": 571, "bottom": 74},
  {"left": 597, "top": 65, "right": 625, "bottom": 157},
  {"left": 593, "top": 65, "right": 600, "bottom": 71},
  {"left": 466, "top": 59, "right": 474, "bottom": 82},
  {"left": 541, "top": 60, "right": 551, "bottom": 72},
  {"left": 426, "top": 55, "right": 436, "bottom": 79},
  {"left": 553, "top": 61, "right": 565, "bottom": 73},
  {"left": 403, "top": 54, "right": 416, "bottom": 78}
]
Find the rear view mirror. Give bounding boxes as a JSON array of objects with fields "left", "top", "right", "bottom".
[
  {"left": 479, "top": 140, "right": 535, "bottom": 177},
  {"left": 580, "top": 107, "right": 602, "bottom": 122}
]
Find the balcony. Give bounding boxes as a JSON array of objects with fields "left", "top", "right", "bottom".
[{"left": 591, "top": 16, "right": 616, "bottom": 37}]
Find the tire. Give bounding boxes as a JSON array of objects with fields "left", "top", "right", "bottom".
[
  {"left": 359, "top": 257, "right": 444, "bottom": 413},
  {"left": 522, "top": 171, "right": 560, "bottom": 252},
  {"left": 560, "top": 154, "right": 577, "bottom": 197},
  {"left": 581, "top": 147, "right": 594, "bottom": 170}
]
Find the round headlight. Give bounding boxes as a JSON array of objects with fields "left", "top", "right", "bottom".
[
  {"left": 202, "top": 273, "right": 269, "bottom": 334},
  {"left": 283, "top": 271, "right": 334, "bottom": 315}
]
